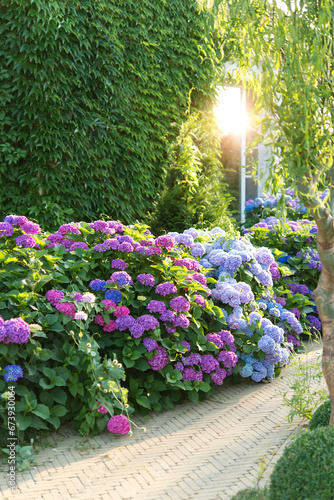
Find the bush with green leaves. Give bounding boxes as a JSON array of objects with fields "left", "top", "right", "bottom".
[
  {"left": 0, "top": 0, "right": 220, "bottom": 230},
  {"left": 0, "top": 214, "right": 304, "bottom": 444},
  {"left": 148, "top": 111, "right": 236, "bottom": 235},
  {"left": 309, "top": 399, "right": 331, "bottom": 430},
  {"left": 269, "top": 426, "right": 334, "bottom": 500}
]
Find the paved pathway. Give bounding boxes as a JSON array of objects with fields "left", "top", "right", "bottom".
[{"left": 0, "top": 341, "right": 327, "bottom": 500}]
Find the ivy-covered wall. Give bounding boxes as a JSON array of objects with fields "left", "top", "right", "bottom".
[{"left": 0, "top": 0, "right": 220, "bottom": 230}]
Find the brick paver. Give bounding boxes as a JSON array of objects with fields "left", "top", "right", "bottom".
[{"left": 0, "top": 342, "right": 327, "bottom": 500}]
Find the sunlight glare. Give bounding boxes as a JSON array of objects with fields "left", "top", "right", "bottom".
[{"left": 214, "top": 87, "right": 247, "bottom": 136}]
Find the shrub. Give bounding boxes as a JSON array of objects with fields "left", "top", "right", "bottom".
[
  {"left": 0, "top": 215, "right": 303, "bottom": 443},
  {"left": 309, "top": 399, "right": 331, "bottom": 430},
  {"left": 148, "top": 111, "right": 236, "bottom": 234},
  {"left": 0, "top": 0, "right": 220, "bottom": 230},
  {"left": 269, "top": 426, "right": 334, "bottom": 500}
]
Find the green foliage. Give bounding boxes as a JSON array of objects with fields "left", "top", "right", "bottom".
[
  {"left": 309, "top": 399, "right": 331, "bottom": 430},
  {"left": 281, "top": 351, "right": 329, "bottom": 423},
  {"left": 269, "top": 426, "right": 334, "bottom": 500},
  {"left": 1, "top": 443, "right": 36, "bottom": 472},
  {"left": 148, "top": 111, "right": 236, "bottom": 234},
  {"left": 0, "top": 0, "right": 220, "bottom": 230},
  {"left": 231, "top": 488, "right": 269, "bottom": 500},
  {"left": 214, "top": 0, "right": 334, "bottom": 197}
]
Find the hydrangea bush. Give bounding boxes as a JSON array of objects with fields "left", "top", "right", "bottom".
[
  {"left": 0, "top": 214, "right": 305, "bottom": 443},
  {"left": 242, "top": 192, "right": 323, "bottom": 338}
]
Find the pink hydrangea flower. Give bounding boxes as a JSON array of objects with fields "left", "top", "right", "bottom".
[{"left": 107, "top": 415, "right": 130, "bottom": 435}]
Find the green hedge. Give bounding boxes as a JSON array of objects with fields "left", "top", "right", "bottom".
[
  {"left": 309, "top": 399, "right": 331, "bottom": 430},
  {"left": 0, "top": 0, "right": 220, "bottom": 230},
  {"left": 269, "top": 426, "right": 334, "bottom": 500}
]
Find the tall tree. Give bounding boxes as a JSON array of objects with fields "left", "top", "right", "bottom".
[{"left": 203, "top": 0, "right": 334, "bottom": 424}]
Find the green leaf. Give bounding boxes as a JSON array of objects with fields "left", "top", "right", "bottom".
[
  {"left": 136, "top": 395, "right": 151, "bottom": 409},
  {"left": 31, "top": 404, "right": 50, "bottom": 420},
  {"left": 187, "top": 391, "right": 199, "bottom": 403}
]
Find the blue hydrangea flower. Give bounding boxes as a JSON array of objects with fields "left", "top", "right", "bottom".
[
  {"left": 4, "top": 365, "right": 23, "bottom": 382},
  {"left": 258, "top": 335, "right": 275, "bottom": 354},
  {"left": 105, "top": 289, "right": 122, "bottom": 303}
]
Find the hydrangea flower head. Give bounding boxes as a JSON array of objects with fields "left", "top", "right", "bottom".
[
  {"left": 16, "top": 234, "right": 36, "bottom": 248},
  {"left": 109, "top": 272, "right": 133, "bottom": 286},
  {"left": 137, "top": 274, "right": 155, "bottom": 286},
  {"left": 105, "top": 289, "right": 122, "bottom": 303},
  {"left": 147, "top": 300, "right": 166, "bottom": 314},
  {"left": 81, "top": 293, "right": 96, "bottom": 303},
  {"left": 107, "top": 415, "right": 130, "bottom": 435},
  {"left": 20, "top": 221, "right": 41, "bottom": 235},
  {"left": 74, "top": 311, "right": 88, "bottom": 321},
  {"left": 4, "top": 365, "right": 24, "bottom": 382},
  {"left": 89, "top": 279, "right": 107, "bottom": 291},
  {"left": 190, "top": 243, "right": 206, "bottom": 258},
  {"left": 170, "top": 296, "right": 190, "bottom": 312},
  {"left": 155, "top": 282, "right": 177, "bottom": 296},
  {"left": 155, "top": 235, "right": 176, "bottom": 249},
  {"left": 111, "top": 259, "right": 127, "bottom": 270},
  {"left": 45, "top": 289, "right": 65, "bottom": 306},
  {"left": 0, "top": 222, "right": 14, "bottom": 237},
  {"left": 173, "top": 314, "right": 190, "bottom": 329},
  {"left": 148, "top": 346, "right": 169, "bottom": 370},
  {"left": 58, "top": 223, "right": 81, "bottom": 235},
  {"left": 0, "top": 318, "right": 30, "bottom": 344},
  {"left": 56, "top": 302, "right": 76, "bottom": 317}
]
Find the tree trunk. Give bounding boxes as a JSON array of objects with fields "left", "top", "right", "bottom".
[{"left": 309, "top": 205, "right": 334, "bottom": 425}]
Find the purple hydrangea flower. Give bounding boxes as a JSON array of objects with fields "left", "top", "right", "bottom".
[
  {"left": 160, "top": 309, "right": 176, "bottom": 322},
  {"left": 155, "top": 235, "right": 176, "bottom": 249},
  {"left": 173, "top": 314, "right": 190, "bottom": 329},
  {"left": 0, "top": 318, "right": 30, "bottom": 344},
  {"left": 217, "top": 350, "right": 238, "bottom": 367},
  {"left": 190, "top": 243, "right": 206, "bottom": 258},
  {"left": 175, "top": 234, "right": 194, "bottom": 247},
  {"left": 148, "top": 346, "right": 169, "bottom": 370},
  {"left": 4, "top": 215, "right": 28, "bottom": 225},
  {"left": 0, "top": 222, "right": 14, "bottom": 237},
  {"left": 129, "top": 322, "right": 145, "bottom": 338},
  {"left": 210, "top": 367, "right": 227, "bottom": 385},
  {"left": 206, "top": 333, "right": 224, "bottom": 349},
  {"left": 20, "top": 221, "right": 41, "bottom": 235},
  {"left": 137, "top": 314, "right": 160, "bottom": 331},
  {"left": 58, "top": 223, "right": 81, "bottom": 235},
  {"left": 155, "top": 282, "right": 177, "bottom": 296},
  {"left": 107, "top": 415, "right": 130, "bottom": 435},
  {"left": 170, "top": 296, "right": 190, "bottom": 312},
  {"left": 200, "top": 355, "right": 219, "bottom": 373},
  {"left": 194, "top": 295, "right": 206, "bottom": 308},
  {"left": 45, "top": 289, "right": 65, "bottom": 305},
  {"left": 137, "top": 274, "right": 155, "bottom": 286},
  {"left": 182, "top": 353, "right": 201, "bottom": 366},
  {"left": 182, "top": 367, "right": 203, "bottom": 381},
  {"left": 69, "top": 241, "right": 89, "bottom": 251},
  {"left": 143, "top": 338, "right": 159, "bottom": 352},
  {"left": 118, "top": 242, "right": 134, "bottom": 253},
  {"left": 109, "top": 271, "right": 133, "bottom": 286},
  {"left": 173, "top": 258, "right": 200, "bottom": 271},
  {"left": 147, "top": 300, "right": 166, "bottom": 314},
  {"left": 116, "top": 315, "right": 135, "bottom": 331},
  {"left": 56, "top": 302, "right": 75, "bottom": 317},
  {"left": 111, "top": 259, "right": 127, "bottom": 270},
  {"left": 16, "top": 234, "right": 36, "bottom": 248}
]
